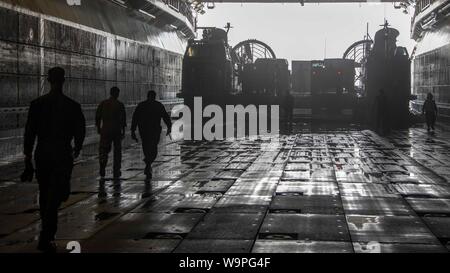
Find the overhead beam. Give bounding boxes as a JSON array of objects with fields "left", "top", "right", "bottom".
[{"left": 197, "top": 0, "right": 406, "bottom": 3}]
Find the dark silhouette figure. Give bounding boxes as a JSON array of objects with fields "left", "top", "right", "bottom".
[
  {"left": 96, "top": 87, "right": 126, "bottom": 179},
  {"left": 98, "top": 179, "right": 107, "bottom": 199},
  {"left": 131, "top": 91, "right": 172, "bottom": 180},
  {"left": 422, "top": 92, "right": 438, "bottom": 132},
  {"left": 282, "top": 91, "right": 294, "bottom": 131},
  {"left": 22, "top": 67, "right": 86, "bottom": 252},
  {"left": 375, "top": 89, "right": 390, "bottom": 135}
]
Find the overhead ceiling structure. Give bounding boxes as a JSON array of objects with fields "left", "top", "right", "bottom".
[
  {"left": 111, "top": 0, "right": 197, "bottom": 37},
  {"left": 193, "top": 0, "right": 408, "bottom": 3},
  {"left": 189, "top": 0, "right": 414, "bottom": 16}
]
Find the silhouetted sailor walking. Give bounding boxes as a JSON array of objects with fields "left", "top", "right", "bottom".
[
  {"left": 375, "top": 89, "right": 390, "bottom": 135},
  {"left": 96, "top": 87, "right": 127, "bottom": 179},
  {"left": 131, "top": 90, "right": 172, "bottom": 180},
  {"left": 22, "top": 67, "right": 86, "bottom": 252},
  {"left": 422, "top": 93, "right": 438, "bottom": 133}
]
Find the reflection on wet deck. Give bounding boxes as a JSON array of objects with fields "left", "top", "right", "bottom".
[{"left": 1, "top": 124, "right": 450, "bottom": 253}]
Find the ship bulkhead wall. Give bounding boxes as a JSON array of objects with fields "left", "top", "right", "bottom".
[
  {"left": 0, "top": 0, "right": 187, "bottom": 161},
  {"left": 411, "top": 16, "right": 450, "bottom": 119}
]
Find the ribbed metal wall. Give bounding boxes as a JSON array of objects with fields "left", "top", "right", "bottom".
[
  {"left": 0, "top": 1, "right": 186, "bottom": 162},
  {"left": 412, "top": 43, "right": 450, "bottom": 118}
]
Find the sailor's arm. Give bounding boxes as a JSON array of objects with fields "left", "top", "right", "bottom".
[
  {"left": 162, "top": 104, "right": 172, "bottom": 135},
  {"left": 73, "top": 104, "right": 86, "bottom": 158},
  {"left": 23, "top": 102, "right": 38, "bottom": 159}
]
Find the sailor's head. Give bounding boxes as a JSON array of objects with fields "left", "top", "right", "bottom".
[
  {"left": 147, "top": 90, "right": 157, "bottom": 101},
  {"left": 427, "top": 93, "right": 433, "bottom": 100},
  {"left": 47, "top": 67, "right": 65, "bottom": 89},
  {"left": 110, "top": 87, "right": 120, "bottom": 99}
]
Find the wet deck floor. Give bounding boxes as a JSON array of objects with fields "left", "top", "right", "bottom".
[{"left": 1, "top": 123, "right": 450, "bottom": 253}]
